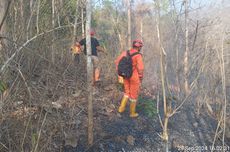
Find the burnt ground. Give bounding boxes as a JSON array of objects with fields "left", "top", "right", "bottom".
[
  {"left": 63, "top": 81, "right": 230, "bottom": 152},
  {"left": 0, "top": 78, "right": 229, "bottom": 152}
]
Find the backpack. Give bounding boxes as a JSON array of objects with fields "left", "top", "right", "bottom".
[{"left": 118, "top": 50, "right": 140, "bottom": 78}]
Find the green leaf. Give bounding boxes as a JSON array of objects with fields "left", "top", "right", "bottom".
[
  {"left": 137, "top": 96, "right": 157, "bottom": 118},
  {"left": 0, "top": 80, "right": 7, "bottom": 93},
  {"left": 32, "top": 132, "right": 37, "bottom": 149}
]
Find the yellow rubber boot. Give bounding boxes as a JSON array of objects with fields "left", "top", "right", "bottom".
[
  {"left": 130, "top": 101, "right": 139, "bottom": 118},
  {"left": 118, "top": 96, "right": 128, "bottom": 113}
]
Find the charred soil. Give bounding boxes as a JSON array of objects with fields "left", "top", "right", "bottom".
[{"left": 0, "top": 79, "right": 229, "bottom": 152}]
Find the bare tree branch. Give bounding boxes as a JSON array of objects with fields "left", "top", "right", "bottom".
[
  {"left": 0, "top": 25, "right": 73, "bottom": 73},
  {"left": 0, "top": 0, "right": 12, "bottom": 32}
]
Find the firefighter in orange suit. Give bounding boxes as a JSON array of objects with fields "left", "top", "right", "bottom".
[{"left": 115, "top": 40, "right": 144, "bottom": 118}]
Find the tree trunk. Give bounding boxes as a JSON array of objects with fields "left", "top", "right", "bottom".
[
  {"left": 20, "top": 0, "right": 25, "bottom": 35},
  {"left": 184, "top": 0, "right": 189, "bottom": 95},
  {"left": 56, "top": 0, "right": 61, "bottom": 26},
  {"left": 73, "top": 0, "right": 79, "bottom": 44},
  {"left": 51, "top": 0, "right": 55, "bottom": 63},
  {"left": 0, "top": 0, "right": 8, "bottom": 112},
  {"left": 26, "top": 0, "right": 36, "bottom": 40},
  {"left": 56, "top": 0, "right": 63, "bottom": 26},
  {"left": 0, "top": 0, "right": 7, "bottom": 35},
  {"left": 81, "top": 5, "right": 85, "bottom": 38},
  {"left": 36, "top": 0, "right": 40, "bottom": 34},
  {"left": 30, "top": 0, "right": 34, "bottom": 12},
  {"left": 156, "top": 0, "right": 169, "bottom": 144},
  {"left": 0, "top": 0, "right": 10, "bottom": 34},
  {"left": 127, "top": 0, "right": 131, "bottom": 48},
  {"left": 140, "top": 18, "right": 143, "bottom": 38},
  {"left": 220, "top": 35, "right": 227, "bottom": 150},
  {"left": 59, "top": 0, "right": 63, "bottom": 7},
  {"left": 86, "top": 0, "right": 93, "bottom": 146},
  {"left": 0, "top": 0, "right": 9, "bottom": 55},
  {"left": 140, "top": 17, "right": 143, "bottom": 53}
]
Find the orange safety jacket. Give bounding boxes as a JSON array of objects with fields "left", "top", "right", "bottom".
[
  {"left": 115, "top": 49, "right": 144, "bottom": 81},
  {"left": 115, "top": 49, "right": 144, "bottom": 99}
]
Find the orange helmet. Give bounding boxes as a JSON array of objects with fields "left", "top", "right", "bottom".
[
  {"left": 133, "top": 39, "right": 143, "bottom": 47},
  {"left": 90, "top": 29, "right": 95, "bottom": 36}
]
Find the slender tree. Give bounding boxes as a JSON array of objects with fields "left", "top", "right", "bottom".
[
  {"left": 0, "top": 0, "right": 8, "bottom": 34},
  {"left": 81, "top": 1, "right": 85, "bottom": 38},
  {"left": 0, "top": 0, "right": 8, "bottom": 112},
  {"left": 184, "top": 0, "right": 189, "bottom": 95},
  {"left": 220, "top": 34, "right": 227, "bottom": 151},
  {"left": 51, "top": 0, "right": 56, "bottom": 63},
  {"left": 127, "top": 0, "right": 131, "bottom": 48},
  {"left": 73, "top": 0, "right": 79, "bottom": 44},
  {"left": 155, "top": 0, "right": 169, "bottom": 149},
  {"left": 36, "top": 0, "right": 40, "bottom": 34},
  {"left": 20, "top": 0, "right": 25, "bottom": 33},
  {"left": 86, "top": 0, "right": 93, "bottom": 146}
]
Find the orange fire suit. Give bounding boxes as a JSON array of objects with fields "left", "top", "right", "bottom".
[{"left": 115, "top": 49, "right": 144, "bottom": 100}]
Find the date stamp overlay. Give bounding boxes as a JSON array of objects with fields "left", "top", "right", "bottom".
[{"left": 177, "top": 145, "right": 230, "bottom": 151}]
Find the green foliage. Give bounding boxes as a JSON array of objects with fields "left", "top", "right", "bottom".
[
  {"left": 154, "top": 0, "right": 170, "bottom": 14},
  {"left": 0, "top": 80, "right": 7, "bottom": 94},
  {"left": 160, "top": 0, "right": 170, "bottom": 13},
  {"left": 32, "top": 132, "right": 38, "bottom": 150},
  {"left": 137, "top": 96, "right": 157, "bottom": 117},
  {"left": 93, "top": 0, "right": 127, "bottom": 54}
]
